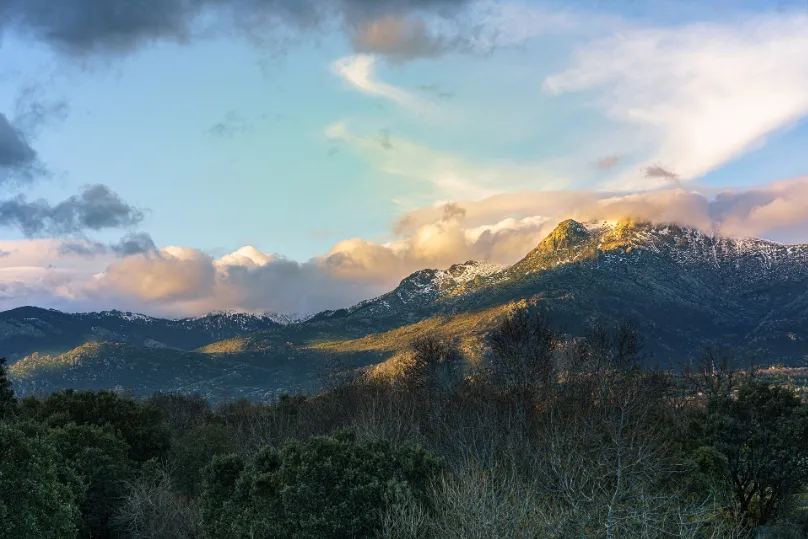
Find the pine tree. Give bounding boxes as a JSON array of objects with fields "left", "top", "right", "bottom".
[{"left": 0, "top": 357, "right": 17, "bottom": 420}]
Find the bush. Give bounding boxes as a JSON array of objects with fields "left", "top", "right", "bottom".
[{"left": 201, "top": 429, "right": 442, "bottom": 539}]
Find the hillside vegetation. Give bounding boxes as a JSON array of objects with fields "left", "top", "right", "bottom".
[{"left": 4, "top": 307, "right": 808, "bottom": 538}]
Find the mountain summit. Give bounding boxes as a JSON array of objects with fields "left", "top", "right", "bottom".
[{"left": 6, "top": 219, "right": 808, "bottom": 399}]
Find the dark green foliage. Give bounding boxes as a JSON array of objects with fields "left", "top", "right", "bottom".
[
  {"left": 170, "top": 422, "right": 236, "bottom": 497},
  {"left": 201, "top": 430, "right": 442, "bottom": 539},
  {"left": 0, "top": 357, "right": 16, "bottom": 420},
  {"left": 48, "top": 423, "right": 133, "bottom": 538},
  {"left": 690, "top": 380, "right": 808, "bottom": 528},
  {"left": 21, "top": 389, "right": 171, "bottom": 463},
  {"left": 0, "top": 422, "right": 81, "bottom": 539}
]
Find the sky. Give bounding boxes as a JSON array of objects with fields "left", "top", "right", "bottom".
[{"left": 2, "top": 0, "right": 808, "bottom": 317}]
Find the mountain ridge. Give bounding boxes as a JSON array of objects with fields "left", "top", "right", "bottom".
[{"left": 6, "top": 219, "right": 808, "bottom": 399}]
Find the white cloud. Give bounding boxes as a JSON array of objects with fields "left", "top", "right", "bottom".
[
  {"left": 5, "top": 177, "right": 808, "bottom": 315},
  {"left": 544, "top": 12, "right": 808, "bottom": 189},
  {"left": 325, "top": 122, "right": 569, "bottom": 205},
  {"left": 331, "top": 54, "right": 418, "bottom": 107}
]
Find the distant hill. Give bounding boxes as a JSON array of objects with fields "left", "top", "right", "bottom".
[
  {"left": 8, "top": 219, "right": 808, "bottom": 399},
  {"left": 0, "top": 308, "right": 313, "bottom": 362}
]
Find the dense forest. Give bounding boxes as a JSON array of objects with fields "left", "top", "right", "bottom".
[{"left": 3, "top": 306, "right": 808, "bottom": 538}]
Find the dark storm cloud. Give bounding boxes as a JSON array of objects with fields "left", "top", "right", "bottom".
[
  {"left": 0, "top": 184, "right": 145, "bottom": 237},
  {"left": 0, "top": 113, "right": 36, "bottom": 172},
  {"left": 0, "top": 0, "right": 472, "bottom": 57}
]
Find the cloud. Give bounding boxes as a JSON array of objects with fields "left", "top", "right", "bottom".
[
  {"left": 58, "top": 240, "right": 109, "bottom": 258},
  {"left": 350, "top": 15, "right": 457, "bottom": 60},
  {"left": 325, "top": 122, "right": 569, "bottom": 204},
  {"left": 544, "top": 12, "right": 808, "bottom": 188},
  {"left": 0, "top": 184, "right": 145, "bottom": 237},
  {"left": 96, "top": 247, "right": 217, "bottom": 303},
  {"left": 206, "top": 111, "right": 254, "bottom": 137},
  {"left": 111, "top": 232, "right": 157, "bottom": 256},
  {"left": 0, "top": 83, "right": 70, "bottom": 185},
  {"left": 644, "top": 164, "right": 678, "bottom": 180},
  {"left": 0, "top": 0, "right": 474, "bottom": 58},
  {"left": 7, "top": 177, "right": 808, "bottom": 316},
  {"left": 597, "top": 155, "right": 621, "bottom": 170},
  {"left": 57, "top": 232, "right": 157, "bottom": 258},
  {"left": 331, "top": 54, "right": 418, "bottom": 107},
  {"left": 0, "top": 113, "right": 37, "bottom": 180}
]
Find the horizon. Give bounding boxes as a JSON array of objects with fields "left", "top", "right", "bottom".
[{"left": 2, "top": 0, "right": 808, "bottom": 316}]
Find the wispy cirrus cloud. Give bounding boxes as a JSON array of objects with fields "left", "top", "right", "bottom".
[
  {"left": 325, "top": 121, "right": 569, "bottom": 204},
  {"left": 331, "top": 54, "right": 420, "bottom": 108},
  {"left": 544, "top": 12, "right": 808, "bottom": 189}
]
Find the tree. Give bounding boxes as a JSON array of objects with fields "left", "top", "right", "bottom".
[
  {"left": 682, "top": 343, "right": 751, "bottom": 399},
  {"left": 170, "top": 422, "right": 236, "bottom": 497},
  {"left": 113, "top": 459, "right": 204, "bottom": 539},
  {"left": 48, "top": 423, "right": 133, "bottom": 538},
  {"left": 22, "top": 389, "right": 171, "bottom": 463},
  {"left": 485, "top": 306, "right": 559, "bottom": 396},
  {"left": 201, "top": 430, "right": 442, "bottom": 539},
  {"left": 406, "top": 335, "right": 464, "bottom": 393},
  {"left": 0, "top": 422, "right": 81, "bottom": 539},
  {"left": 0, "top": 357, "right": 17, "bottom": 420},
  {"left": 694, "top": 380, "right": 808, "bottom": 529}
]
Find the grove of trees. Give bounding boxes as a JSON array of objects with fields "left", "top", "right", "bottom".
[{"left": 2, "top": 307, "right": 808, "bottom": 538}]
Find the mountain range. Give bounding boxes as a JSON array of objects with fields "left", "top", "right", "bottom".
[{"left": 6, "top": 219, "right": 808, "bottom": 400}]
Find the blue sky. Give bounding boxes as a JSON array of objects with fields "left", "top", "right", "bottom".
[{"left": 2, "top": 0, "right": 808, "bottom": 315}]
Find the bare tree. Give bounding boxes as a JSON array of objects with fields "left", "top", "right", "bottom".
[
  {"left": 682, "top": 343, "right": 743, "bottom": 399},
  {"left": 485, "top": 306, "right": 559, "bottom": 397}
]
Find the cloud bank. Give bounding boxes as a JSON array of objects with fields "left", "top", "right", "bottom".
[{"left": 4, "top": 177, "right": 808, "bottom": 316}]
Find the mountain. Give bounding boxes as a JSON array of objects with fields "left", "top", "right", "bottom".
[
  {"left": 8, "top": 219, "right": 808, "bottom": 399},
  {"left": 0, "top": 308, "right": 293, "bottom": 362}
]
